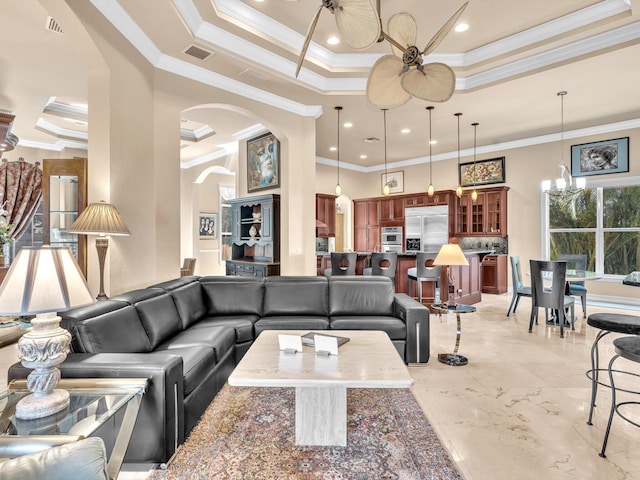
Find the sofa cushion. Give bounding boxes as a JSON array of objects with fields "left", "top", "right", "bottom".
[
  {"left": 190, "top": 315, "right": 257, "bottom": 343},
  {"left": 254, "top": 316, "right": 330, "bottom": 335},
  {"left": 329, "top": 277, "right": 395, "bottom": 316},
  {"left": 121, "top": 292, "right": 184, "bottom": 350},
  {"left": 329, "top": 316, "right": 406, "bottom": 340},
  {"left": 200, "top": 276, "right": 264, "bottom": 316},
  {"left": 156, "top": 325, "right": 235, "bottom": 363},
  {"left": 155, "top": 346, "right": 215, "bottom": 396},
  {"left": 72, "top": 304, "right": 152, "bottom": 354},
  {"left": 263, "top": 276, "right": 328, "bottom": 317},
  {"left": 149, "top": 278, "right": 206, "bottom": 329}
]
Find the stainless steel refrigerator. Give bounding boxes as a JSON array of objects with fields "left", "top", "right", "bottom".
[{"left": 404, "top": 205, "right": 449, "bottom": 253}]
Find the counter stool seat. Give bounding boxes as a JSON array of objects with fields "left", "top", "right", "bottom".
[
  {"left": 599, "top": 335, "right": 640, "bottom": 458},
  {"left": 586, "top": 313, "right": 640, "bottom": 426}
]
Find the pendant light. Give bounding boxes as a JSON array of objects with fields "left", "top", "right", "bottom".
[
  {"left": 542, "top": 91, "right": 586, "bottom": 197},
  {"left": 426, "top": 106, "right": 435, "bottom": 197},
  {"left": 382, "top": 109, "right": 390, "bottom": 196},
  {"left": 334, "top": 106, "right": 343, "bottom": 196},
  {"left": 471, "top": 122, "right": 479, "bottom": 202},
  {"left": 455, "top": 112, "right": 463, "bottom": 198}
]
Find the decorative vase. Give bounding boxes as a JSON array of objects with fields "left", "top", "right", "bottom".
[{"left": 249, "top": 225, "right": 257, "bottom": 239}]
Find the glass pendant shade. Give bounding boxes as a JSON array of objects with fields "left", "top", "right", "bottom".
[
  {"left": 335, "top": 183, "right": 342, "bottom": 196},
  {"left": 427, "top": 183, "right": 435, "bottom": 196}
]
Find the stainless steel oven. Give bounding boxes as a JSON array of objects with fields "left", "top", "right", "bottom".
[{"left": 381, "top": 226, "right": 403, "bottom": 251}]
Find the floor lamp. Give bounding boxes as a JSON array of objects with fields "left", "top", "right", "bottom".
[
  {"left": 69, "top": 201, "right": 131, "bottom": 301},
  {"left": 433, "top": 243, "right": 469, "bottom": 307}
]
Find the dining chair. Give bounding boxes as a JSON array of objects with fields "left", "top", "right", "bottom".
[
  {"left": 529, "top": 259, "right": 575, "bottom": 338},
  {"left": 407, "top": 252, "right": 441, "bottom": 304},
  {"left": 180, "top": 258, "right": 197, "bottom": 277},
  {"left": 506, "top": 255, "right": 532, "bottom": 316},
  {"left": 363, "top": 252, "right": 398, "bottom": 284},
  {"left": 324, "top": 252, "right": 357, "bottom": 276},
  {"left": 557, "top": 253, "right": 588, "bottom": 318}
]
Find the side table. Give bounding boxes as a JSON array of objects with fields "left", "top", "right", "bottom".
[
  {"left": 0, "top": 377, "right": 147, "bottom": 480},
  {"left": 431, "top": 303, "right": 476, "bottom": 366}
]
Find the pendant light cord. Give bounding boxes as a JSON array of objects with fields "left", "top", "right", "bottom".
[
  {"left": 428, "top": 107, "right": 433, "bottom": 182},
  {"left": 383, "top": 109, "right": 388, "bottom": 177}
]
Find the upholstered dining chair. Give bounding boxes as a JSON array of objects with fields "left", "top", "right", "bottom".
[
  {"left": 529, "top": 259, "right": 575, "bottom": 338},
  {"left": 557, "top": 253, "right": 588, "bottom": 318},
  {"left": 407, "top": 252, "right": 441, "bottom": 304},
  {"left": 324, "top": 252, "right": 357, "bottom": 276},
  {"left": 507, "top": 255, "right": 532, "bottom": 316},
  {"left": 180, "top": 258, "right": 197, "bottom": 277},
  {"left": 363, "top": 251, "right": 398, "bottom": 284}
]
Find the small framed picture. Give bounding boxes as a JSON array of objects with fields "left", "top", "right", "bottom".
[
  {"left": 459, "top": 157, "right": 505, "bottom": 187},
  {"left": 381, "top": 171, "right": 404, "bottom": 194},
  {"left": 198, "top": 213, "right": 217, "bottom": 240},
  {"left": 571, "top": 137, "right": 629, "bottom": 177},
  {"left": 247, "top": 132, "right": 280, "bottom": 192}
]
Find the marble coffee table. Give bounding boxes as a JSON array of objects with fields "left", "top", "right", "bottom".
[{"left": 228, "top": 330, "right": 413, "bottom": 446}]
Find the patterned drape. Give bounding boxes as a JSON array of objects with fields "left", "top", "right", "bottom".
[{"left": 0, "top": 159, "right": 43, "bottom": 240}]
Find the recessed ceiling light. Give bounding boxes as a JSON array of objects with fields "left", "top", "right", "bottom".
[
  {"left": 401, "top": 128, "right": 411, "bottom": 134},
  {"left": 329, "top": 146, "right": 337, "bottom": 151},
  {"left": 455, "top": 23, "right": 469, "bottom": 33},
  {"left": 430, "top": 140, "right": 438, "bottom": 145},
  {"left": 360, "top": 154, "right": 367, "bottom": 159},
  {"left": 327, "top": 36, "right": 340, "bottom": 45},
  {"left": 343, "top": 122, "right": 353, "bottom": 128}
]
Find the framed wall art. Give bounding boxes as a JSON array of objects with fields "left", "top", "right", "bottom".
[
  {"left": 381, "top": 171, "right": 404, "bottom": 194},
  {"left": 571, "top": 137, "right": 629, "bottom": 177},
  {"left": 247, "top": 131, "right": 280, "bottom": 192},
  {"left": 459, "top": 157, "right": 505, "bottom": 187},
  {"left": 199, "top": 213, "right": 217, "bottom": 240}
]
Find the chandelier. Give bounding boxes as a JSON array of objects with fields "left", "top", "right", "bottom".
[{"left": 542, "top": 91, "right": 585, "bottom": 197}]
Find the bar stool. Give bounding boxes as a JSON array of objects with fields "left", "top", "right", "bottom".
[
  {"left": 407, "top": 253, "right": 441, "bottom": 304},
  {"left": 599, "top": 335, "right": 640, "bottom": 458},
  {"left": 363, "top": 252, "right": 398, "bottom": 284},
  {"left": 586, "top": 313, "right": 640, "bottom": 425}
]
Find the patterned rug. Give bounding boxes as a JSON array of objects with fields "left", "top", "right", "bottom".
[{"left": 150, "top": 385, "right": 462, "bottom": 480}]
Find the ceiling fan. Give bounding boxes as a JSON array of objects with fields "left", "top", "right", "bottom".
[
  {"left": 367, "top": 2, "right": 468, "bottom": 109},
  {"left": 295, "top": 0, "right": 381, "bottom": 78}
]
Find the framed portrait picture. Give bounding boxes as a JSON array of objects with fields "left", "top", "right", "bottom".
[
  {"left": 381, "top": 171, "right": 404, "bottom": 194},
  {"left": 459, "top": 157, "right": 505, "bottom": 187},
  {"left": 247, "top": 132, "right": 280, "bottom": 192},
  {"left": 199, "top": 213, "right": 217, "bottom": 240},
  {"left": 571, "top": 137, "right": 629, "bottom": 177}
]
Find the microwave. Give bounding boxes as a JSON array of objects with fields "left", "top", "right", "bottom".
[{"left": 381, "top": 226, "right": 403, "bottom": 246}]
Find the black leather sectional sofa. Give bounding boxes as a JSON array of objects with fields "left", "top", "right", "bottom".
[{"left": 8, "top": 275, "right": 430, "bottom": 464}]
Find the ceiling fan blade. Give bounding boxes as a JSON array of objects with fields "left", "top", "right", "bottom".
[
  {"left": 366, "top": 55, "right": 412, "bottom": 110},
  {"left": 295, "top": 5, "right": 324, "bottom": 78},
  {"left": 422, "top": 1, "right": 468, "bottom": 56},
  {"left": 401, "top": 63, "right": 456, "bottom": 102},
  {"left": 334, "top": 0, "right": 381, "bottom": 50},
  {"left": 387, "top": 13, "right": 417, "bottom": 58}
]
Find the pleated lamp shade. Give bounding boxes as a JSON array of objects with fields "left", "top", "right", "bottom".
[{"left": 69, "top": 201, "right": 131, "bottom": 236}]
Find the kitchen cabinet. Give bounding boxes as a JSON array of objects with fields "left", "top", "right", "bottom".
[
  {"left": 454, "top": 186, "right": 509, "bottom": 237},
  {"left": 379, "top": 198, "right": 404, "bottom": 225},
  {"left": 315, "top": 194, "right": 336, "bottom": 237},
  {"left": 228, "top": 194, "right": 280, "bottom": 277},
  {"left": 354, "top": 200, "right": 380, "bottom": 251},
  {"left": 443, "top": 253, "right": 482, "bottom": 305},
  {"left": 481, "top": 254, "right": 508, "bottom": 294},
  {"left": 403, "top": 195, "right": 427, "bottom": 208}
]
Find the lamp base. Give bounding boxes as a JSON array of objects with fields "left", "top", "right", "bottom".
[{"left": 15, "top": 389, "right": 70, "bottom": 420}]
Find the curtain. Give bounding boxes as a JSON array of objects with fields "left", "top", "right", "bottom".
[{"left": 0, "top": 159, "right": 43, "bottom": 240}]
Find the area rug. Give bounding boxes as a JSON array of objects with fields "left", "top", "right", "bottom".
[{"left": 150, "top": 385, "right": 462, "bottom": 480}]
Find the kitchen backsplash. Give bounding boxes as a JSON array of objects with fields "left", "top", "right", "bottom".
[{"left": 458, "top": 236, "right": 509, "bottom": 255}]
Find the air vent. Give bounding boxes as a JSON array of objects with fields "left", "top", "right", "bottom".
[
  {"left": 183, "top": 45, "right": 213, "bottom": 61},
  {"left": 364, "top": 137, "right": 380, "bottom": 143},
  {"left": 239, "top": 68, "right": 269, "bottom": 82},
  {"left": 45, "top": 16, "right": 64, "bottom": 35}
]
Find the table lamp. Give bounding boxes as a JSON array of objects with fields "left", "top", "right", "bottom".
[
  {"left": 433, "top": 243, "right": 469, "bottom": 307},
  {"left": 0, "top": 246, "right": 94, "bottom": 419},
  {"left": 69, "top": 201, "right": 131, "bottom": 301}
]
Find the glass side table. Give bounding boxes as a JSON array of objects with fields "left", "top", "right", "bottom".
[
  {"left": 0, "top": 378, "right": 147, "bottom": 480},
  {"left": 431, "top": 303, "right": 476, "bottom": 366}
]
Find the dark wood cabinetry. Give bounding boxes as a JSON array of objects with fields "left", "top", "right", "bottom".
[
  {"left": 354, "top": 200, "right": 380, "bottom": 251},
  {"left": 315, "top": 194, "right": 336, "bottom": 237},
  {"left": 228, "top": 194, "right": 280, "bottom": 277},
  {"left": 454, "top": 186, "right": 509, "bottom": 237},
  {"left": 379, "top": 198, "right": 404, "bottom": 225},
  {"left": 445, "top": 254, "right": 482, "bottom": 305},
  {"left": 481, "top": 254, "right": 508, "bottom": 294}
]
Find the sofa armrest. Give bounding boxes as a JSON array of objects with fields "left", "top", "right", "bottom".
[
  {"left": 393, "top": 293, "right": 430, "bottom": 364},
  {"left": 8, "top": 352, "right": 184, "bottom": 464}
]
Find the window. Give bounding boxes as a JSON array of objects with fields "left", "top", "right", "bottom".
[{"left": 544, "top": 177, "right": 640, "bottom": 277}]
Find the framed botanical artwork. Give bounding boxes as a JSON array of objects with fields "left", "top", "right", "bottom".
[
  {"left": 198, "top": 213, "right": 217, "bottom": 240},
  {"left": 381, "top": 171, "right": 404, "bottom": 194},
  {"left": 571, "top": 137, "right": 629, "bottom": 177},
  {"left": 459, "top": 157, "right": 505, "bottom": 187},
  {"left": 247, "top": 131, "right": 280, "bottom": 192}
]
